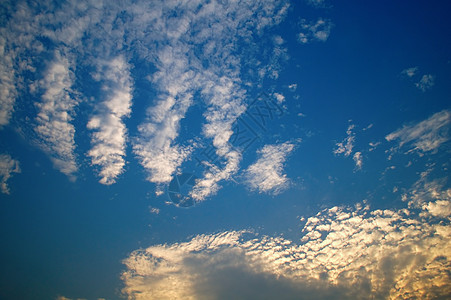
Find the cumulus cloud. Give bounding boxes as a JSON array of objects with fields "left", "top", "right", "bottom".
[
  {"left": 122, "top": 177, "right": 451, "bottom": 299},
  {"left": 34, "top": 51, "right": 78, "bottom": 179},
  {"left": 244, "top": 142, "right": 295, "bottom": 194},
  {"left": 273, "top": 92, "right": 285, "bottom": 104},
  {"left": 87, "top": 56, "right": 133, "bottom": 185},
  {"left": 415, "top": 74, "right": 435, "bottom": 92},
  {"left": 386, "top": 109, "right": 450, "bottom": 154},
  {"left": 298, "top": 18, "right": 333, "bottom": 44},
  {"left": 0, "top": 154, "right": 20, "bottom": 194}
]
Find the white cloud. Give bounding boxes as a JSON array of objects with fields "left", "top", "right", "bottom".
[
  {"left": 415, "top": 74, "right": 435, "bottom": 92},
  {"left": 333, "top": 124, "right": 355, "bottom": 157},
  {"left": 298, "top": 18, "right": 333, "bottom": 44},
  {"left": 401, "top": 66, "right": 418, "bottom": 78},
  {"left": 273, "top": 92, "right": 285, "bottom": 104},
  {"left": 352, "top": 151, "right": 362, "bottom": 169},
  {"left": 34, "top": 50, "right": 78, "bottom": 179},
  {"left": 288, "top": 83, "right": 298, "bottom": 92},
  {"left": 0, "top": 154, "right": 20, "bottom": 194},
  {"left": 0, "top": 36, "right": 17, "bottom": 127},
  {"left": 386, "top": 109, "right": 450, "bottom": 154},
  {"left": 87, "top": 56, "right": 133, "bottom": 185},
  {"left": 244, "top": 142, "right": 295, "bottom": 194},
  {"left": 131, "top": 1, "right": 289, "bottom": 188},
  {"left": 122, "top": 178, "right": 451, "bottom": 299}
]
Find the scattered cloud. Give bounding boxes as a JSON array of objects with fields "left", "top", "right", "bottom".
[
  {"left": 386, "top": 109, "right": 450, "bottom": 154},
  {"left": 87, "top": 56, "right": 133, "bottom": 185},
  {"left": 306, "top": 0, "right": 328, "bottom": 8},
  {"left": 352, "top": 151, "right": 363, "bottom": 170},
  {"left": 122, "top": 175, "right": 451, "bottom": 299},
  {"left": 244, "top": 142, "right": 295, "bottom": 194},
  {"left": 0, "top": 154, "right": 20, "bottom": 194},
  {"left": 400, "top": 67, "right": 435, "bottom": 92},
  {"left": 34, "top": 50, "right": 78, "bottom": 179},
  {"left": 333, "top": 124, "right": 355, "bottom": 157},
  {"left": 400, "top": 66, "right": 418, "bottom": 78},
  {"left": 288, "top": 83, "right": 298, "bottom": 92},
  {"left": 415, "top": 74, "right": 435, "bottom": 92},
  {"left": 334, "top": 123, "right": 366, "bottom": 169},
  {"left": 273, "top": 92, "right": 285, "bottom": 104},
  {"left": 298, "top": 18, "right": 333, "bottom": 44}
]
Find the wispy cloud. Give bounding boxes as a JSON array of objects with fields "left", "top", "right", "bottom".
[
  {"left": 122, "top": 176, "right": 451, "bottom": 299},
  {"left": 87, "top": 56, "right": 133, "bottom": 185},
  {"left": 400, "top": 66, "right": 418, "bottom": 78},
  {"left": 386, "top": 109, "right": 450, "bottom": 154},
  {"left": 0, "top": 36, "right": 17, "bottom": 127},
  {"left": 400, "top": 67, "right": 435, "bottom": 92},
  {"left": 0, "top": 154, "right": 20, "bottom": 194},
  {"left": 415, "top": 74, "right": 435, "bottom": 92},
  {"left": 298, "top": 18, "right": 333, "bottom": 44},
  {"left": 34, "top": 51, "right": 78, "bottom": 179},
  {"left": 333, "top": 123, "right": 355, "bottom": 157},
  {"left": 244, "top": 142, "right": 295, "bottom": 194}
]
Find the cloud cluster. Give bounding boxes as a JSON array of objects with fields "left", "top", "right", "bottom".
[
  {"left": 298, "top": 18, "right": 333, "bottom": 44},
  {"left": 333, "top": 123, "right": 363, "bottom": 169},
  {"left": 0, "top": 154, "right": 20, "bottom": 194},
  {"left": 400, "top": 67, "right": 435, "bottom": 92},
  {"left": 122, "top": 174, "right": 451, "bottom": 299},
  {"left": 0, "top": 0, "right": 290, "bottom": 193},
  {"left": 386, "top": 109, "right": 450, "bottom": 154},
  {"left": 244, "top": 142, "right": 295, "bottom": 194}
]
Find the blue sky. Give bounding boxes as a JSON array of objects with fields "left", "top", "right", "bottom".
[{"left": 0, "top": 0, "right": 450, "bottom": 299}]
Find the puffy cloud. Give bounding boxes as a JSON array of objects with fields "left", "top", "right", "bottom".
[
  {"left": 273, "top": 92, "right": 285, "bottom": 104},
  {"left": 34, "top": 51, "right": 78, "bottom": 179},
  {"left": 87, "top": 56, "right": 133, "bottom": 185},
  {"left": 386, "top": 109, "right": 450, "bottom": 154},
  {"left": 244, "top": 142, "right": 295, "bottom": 194},
  {"left": 352, "top": 151, "right": 362, "bottom": 169},
  {"left": 415, "top": 74, "right": 435, "bottom": 92},
  {"left": 298, "top": 18, "right": 333, "bottom": 44},
  {"left": 122, "top": 175, "right": 451, "bottom": 299},
  {"left": 0, "top": 154, "right": 20, "bottom": 194}
]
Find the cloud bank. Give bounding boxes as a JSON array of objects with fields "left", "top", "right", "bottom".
[{"left": 122, "top": 173, "right": 451, "bottom": 299}]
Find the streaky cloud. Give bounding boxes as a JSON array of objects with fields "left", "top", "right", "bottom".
[
  {"left": 386, "top": 109, "right": 450, "bottom": 154},
  {"left": 34, "top": 50, "right": 78, "bottom": 179},
  {"left": 87, "top": 56, "right": 133, "bottom": 185}
]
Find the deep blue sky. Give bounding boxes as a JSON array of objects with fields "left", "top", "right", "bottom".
[{"left": 0, "top": 1, "right": 450, "bottom": 299}]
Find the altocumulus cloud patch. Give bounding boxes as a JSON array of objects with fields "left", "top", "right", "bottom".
[
  {"left": 122, "top": 173, "right": 451, "bottom": 300},
  {"left": 0, "top": 0, "right": 291, "bottom": 199}
]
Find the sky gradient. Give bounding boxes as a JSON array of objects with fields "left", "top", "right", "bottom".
[{"left": 0, "top": 0, "right": 450, "bottom": 299}]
